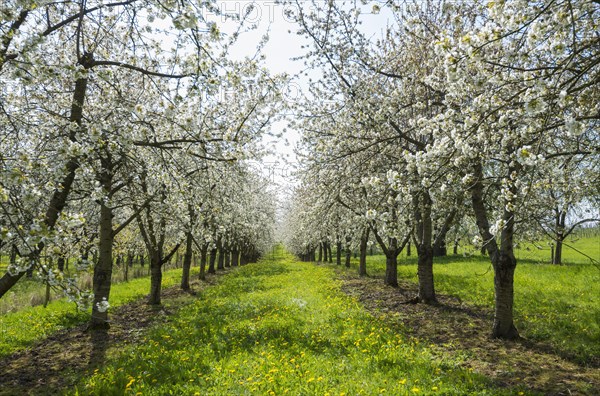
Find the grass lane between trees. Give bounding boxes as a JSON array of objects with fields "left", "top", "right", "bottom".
[{"left": 74, "top": 249, "right": 518, "bottom": 395}]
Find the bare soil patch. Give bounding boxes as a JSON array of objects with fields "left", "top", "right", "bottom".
[{"left": 336, "top": 269, "right": 599, "bottom": 396}]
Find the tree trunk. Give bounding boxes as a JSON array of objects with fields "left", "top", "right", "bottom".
[
  {"left": 553, "top": 210, "right": 566, "bottom": 264},
  {"left": 91, "top": 200, "right": 114, "bottom": 329},
  {"left": 433, "top": 209, "right": 456, "bottom": 257},
  {"left": 492, "top": 253, "right": 519, "bottom": 339},
  {"left": 344, "top": 236, "right": 351, "bottom": 268},
  {"left": 181, "top": 231, "right": 193, "bottom": 291},
  {"left": 231, "top": 248, "right": 239, "bottom": 266},
  {"left": 323, "top": 242, "right": 328, "bottom": 262},
  {"left": 148, "top": 254, "right": 162, "bottom": 305},
  {"left": 208, "top": 247, "right": 217, "bottom": 274},
  {"left": 217, "top": 239, "right": 225, "bottom": 270},
  {"left": 417, "top": 245, "right": 436, "bottom": 303},
  {"left": 470, "top": 161, "right": 519, "bottom": 340},
  {"left": 224, "top": 248, "right": 231, "bottom": 267},
  {"left": 127, "top": 252, "right": 134, "bottom": 267},
  {"left": 199, "top": 244, "right": 208, "bottom": 280},
  {"left": 554, "top": 239, "right": 563, "bottom": 264},
  {"left": 336, "top": 241, "right": 342, "bottom": 265},
  {"left": 406, "top": 240, "right": 411, "bottom": 257},
  {"left": 432, "top": 238, "right": 447, "bottom": 257},
  {"left": 345, "top": 246, "right": 351, "bottom": 268},
  {"left": 415, "top": 191, "right": 437, "bottom": 304},
  {"left": 385, "top": 252, "right": 398, "bottom": 287},
  {"left": 9, "top": 245, "right": 17, "bottom": 269},
  {"left": 359, "top": 228, "right": 369, "bottom": 276},
  {"left": 317, "top": 243, "right": 322, "bottom": 263},
  {"left": 328, "top": 243, "right": 333, "bottom": 263}
]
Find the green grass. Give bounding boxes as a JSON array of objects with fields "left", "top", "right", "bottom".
[
  {"left": 351, "top": 236, "right": 600, "bottom": 365},
  {"left": 0, "top": 268, "right": 184, "bottom": 358},
  {"left": 74, "top": 249, "right": 519, "bottom": 396},
  {"left": 514, "top": 234, "right": 600, "bottom": 265}
]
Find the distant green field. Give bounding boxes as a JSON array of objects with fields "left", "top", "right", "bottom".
[{"left": 346, "top": 236, "right": 599, "bottom": 365}]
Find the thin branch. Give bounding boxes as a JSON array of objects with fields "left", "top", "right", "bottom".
[
  {"left": 91, "top": 60, "right": 191, "bottom": 79},
  {"left": 112, "top": 194, "right": 155, "bottom": 237}
]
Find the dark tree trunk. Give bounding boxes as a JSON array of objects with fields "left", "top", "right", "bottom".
[
  {"left": 231, "top": 247, "right": 239, "bottom": 266},
  {"left": 9, "top": 245, "right": 18, "bottom": 269},
  {"left": 127, "top": 252, "right": 134, "bottom": 267},
  {"left": 414, "top": 191, "right": 437, "bottom": 304},
  {"left": 328, "top": 243, "right": 333, "bottom": 263},
  {"left": 372, "top": 225, "right": 404, "bottom": 287},
  {"left": 336, "top": 241, "right": 342, "bottom": 265},
  {"left": 492, "top": 253, "right": 519, "bottom": 339},
  {"left": 552, "top": 210, "right": 567, "bottom": 264},
  {"left": 26, "top": 254, "right": 34, "bottom": 278},
  {"left": 433, "top": 210, "right": 456, "bottom": 257},
  {"left": 344, "top": 236, "right": 351, "bottom": 268},
  {"left": 217, "top": 249, "right": 225, "bottom": 270},
  {"left": 224, "top": 248, "right": 231, "bottom": 267},
  {"left": 359, "top": 228, "right": 369, "bottom": 276},
  {"left": 199, "top": 244, "right": 208, "bottom": 280},
  {"left": 432, "top": 239, "right": 447, "bottom": 257},
  {"left": 208, "top": 247, "right": 217, "bottom": 274},
  {"left": 470, "top": 162, "right": 519, "bottom": 340},
  {"left": 345, "top": 246, "right": 351, "bottom": 268},
  {"left": 148, "top": 254, "right": 162, "bottom": 305},
  {"left": 217, "top": 239, "right": 225, "bottom": 270},
  {"left": 323, "top": 242, "right": 328, "bottom": 262},
  {"left": 453, "top": 240, "right": 459, "bottom": 255},
  {"left": 554, "top": 239, "right": 563, "bottom": 264},
  {"left": 385, "top": 253, "right": 398, "bottom": 287},
  {"left": 181, "top": 231, "right": 193, "bottom": 291},
  {"left": 406, "top": 240, "right": 411, "bottom": 257},
  {"left": 417, "top": 246, "right": 435, "bottom": 303},
  {"left": 91, "top": 199, "right": 114, "bottom": 329},
  {"left": 317, "top": 243, "right": 323, "bottom": 263}
]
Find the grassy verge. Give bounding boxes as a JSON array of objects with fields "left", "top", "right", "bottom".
[
  {"left": 0, "top": 268, "right": 185, "bottom": 358},
  {"left": 349, "top": 236, "right": 600, "bottom": 365},
  {"left": 0, "top": 261, "right": 163, "bottom": 315},
  {"left": 74, "top": 250, "right": 519, "bottom": 395}
]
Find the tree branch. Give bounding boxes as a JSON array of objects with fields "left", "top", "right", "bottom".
[
  {"left": 91, "top": 60, "right": 191, "bottom": 79},
  {"left": 112, "top": 195, "right": 155, "bottom": 237}
]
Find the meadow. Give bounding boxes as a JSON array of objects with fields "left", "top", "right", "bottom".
[
  {"left": 347, "top": 236, "right": 600, "bottom": 365},
  {"left": 74, "top": 250, "right": 518, "bottom": 395},
  {"left": 0, "top": 237, "right": 597, "bottom": 395}
]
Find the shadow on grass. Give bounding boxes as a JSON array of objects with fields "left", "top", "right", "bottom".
[{"left": 76, "top": 259, "right": 500, "bottom": 395}]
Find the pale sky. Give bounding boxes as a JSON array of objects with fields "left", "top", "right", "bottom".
[{"left": 204, "top": 1, "right": 393, "bottom": 197}]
